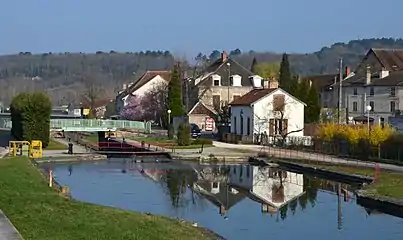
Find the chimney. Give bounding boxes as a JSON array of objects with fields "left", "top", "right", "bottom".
[
  {"left": 123, "top": 83, "right": 127, "bottom": 90},
  {"left": 263, "top": 79, "right": 269, "bottom": 88},
  {"left": 345, "top": 66, "right": 350, "bottom": 76},
  {"left": 221, "top": 51, "right": 228, "bottom": 62},
  {"left": 380, "top": 67, "right": 389, "bottom": 79},
  {"left": 269, "top": 78, "right": 279, "bottom": 89},
  {"left": 366, "top": 66, "right": 371, "bottom": 85}
]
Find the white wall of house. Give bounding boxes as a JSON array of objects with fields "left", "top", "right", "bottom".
[
  {"left": 230, "top": 89, "right": 305, "bottom": 139},
  {"left": 134, "top": 75, "right": 168, "bottom": 97},
  {"left": 229, "top": 165, "right": 304, "bottom": 208}
]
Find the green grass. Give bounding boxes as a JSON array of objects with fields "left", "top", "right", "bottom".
[
  {"left": 45, "top": 139, "right": 67, "bottom": 150},
  {"left": 278, "top": 158, "right": 403, "bottom": 199},
  {"left": 0, "top": 157, "right": 217, "bottom": 240}
]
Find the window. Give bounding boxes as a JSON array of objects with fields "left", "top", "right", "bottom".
[
  {"left": 240, "top": 116, "right": 244, "bottom": 135},
  {"left": 390, "top": 87, "right": 396, "bottom": 97},
  {"left": 213, "top": 79, "right": 220, "bottom": 86},
  {"left": 273, "top": 94, "right": 285, "bottom": 111},
  {"left": 353, "top": 101, "right": 358, "bottom": 112},
  {"left": 213, "top": 95, "right": 221, "bottom": 110},
  {"left": 390, "top": 101, "right": 396, "bottom": 112},
  {"left": 247, "top": 117, "right": 251, "bottom": 136},
  {"left": 212, "top": 74, "right": 221, "bottom": 86},
  {"left": 233, "top": 116, "right": 237, "bottom": 134},
  {"left": 212, "top": 182, "right": 219, "bottom": 188},
  {"left": 353, "top": 88, "right": 358, "bottom": 95},
  {"left": 369, "top": 101, "right": 374, "bottom": 112},
  {"left": 269, "top": 119, "right": 288, "bottom": 136},
  {"left": 370, "top": 87, "right": 374, "bottom": 96}
]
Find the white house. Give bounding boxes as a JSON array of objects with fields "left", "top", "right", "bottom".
[
  {"left": 115, "top": 70, "right": 171, "bottom": 113},
  {"left": 229, "top": 80, "right": 306, "bottom": 142},
  {"left": 229, "top": 165, "right": 304, "bottom": 214}
]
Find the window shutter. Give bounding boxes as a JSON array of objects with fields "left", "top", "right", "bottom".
[{"left": 269, "top": 119, "right": 274, "bottom": 136}]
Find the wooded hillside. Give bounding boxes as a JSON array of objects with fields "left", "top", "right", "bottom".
[{"left": 0, "top": 38, "right": 402, "bottom": 105}]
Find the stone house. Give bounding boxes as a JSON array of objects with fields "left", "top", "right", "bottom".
[{"left": 188, "top": 51, "right": 264, "bottom": 130}]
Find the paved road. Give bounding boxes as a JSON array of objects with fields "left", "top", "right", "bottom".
[
  {"left": 212, "top": 141, "right": 403, "bottom": 172},
  {"left": 0, "top": 210, "right": 22, "bottom": 240}
]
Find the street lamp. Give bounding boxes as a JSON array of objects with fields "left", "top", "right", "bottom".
[
  {"left": 366, "top": 105, "right": 372, "bottom": 134},
  {"left": 227, "top": 62, "right": 231, "bottom": 104},
  {"left": 167, "top": 109, "right": 172, "bottom": 125}
]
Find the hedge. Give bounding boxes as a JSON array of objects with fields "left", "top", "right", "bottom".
[{"left": 10, "top": 92, "right": 52, "bottom": 147}]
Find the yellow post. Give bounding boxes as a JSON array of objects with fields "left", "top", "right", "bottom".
[{"left": 49, "top": 169, "right": 53, "bottom": 187}]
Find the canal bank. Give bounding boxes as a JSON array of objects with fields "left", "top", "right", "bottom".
[{"left": 0, "top": 157, "right": 224, "bottom": 240}]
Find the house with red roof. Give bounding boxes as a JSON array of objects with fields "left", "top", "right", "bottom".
[{"left": 229, "top": 79, "right": 306, "bottom": 143}]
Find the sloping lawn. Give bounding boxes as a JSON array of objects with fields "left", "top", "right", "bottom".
[
  {"left": 45, "top": 139, "right": 67, "bottom": 150},
  {"left": 0, "top": 157, "right": 217, "bottom": 240}
]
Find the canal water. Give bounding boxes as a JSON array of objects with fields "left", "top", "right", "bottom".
[{"left": 47, "top": 160, "right": 403, "bottom": 240}]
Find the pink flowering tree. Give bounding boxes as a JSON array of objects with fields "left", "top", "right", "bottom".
[{"left": 120, "top": 95, "right": 144, "bottom": 121}]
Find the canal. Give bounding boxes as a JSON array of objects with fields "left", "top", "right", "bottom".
[{"left": 46, "top": 159, "right": 403, "bottom": 240}]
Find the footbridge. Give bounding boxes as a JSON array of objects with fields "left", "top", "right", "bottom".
[{"left": 0, "top": 117, "right": 151, "bottom": 132}]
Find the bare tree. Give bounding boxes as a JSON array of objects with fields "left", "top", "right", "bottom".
[
  {"left": 81, "top": 74, "right": 106, "bottom": 116},
  {"left": 142, "top": 81, "right": 169, "bottom": 124},
  {"left": 254, "top": 93, "right": 304, "bottom": 146}
]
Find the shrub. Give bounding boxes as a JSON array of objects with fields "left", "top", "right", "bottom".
[
  {"left": 176, "top": 123, "right": 190, "bottom": 146},
  {"left": 318, "top": 123, "right": 394, "bottom": 146},
  {"left": 192, "top": 138, "right": 213, "bottom": 145},
  {"left": 10, "top": 92, "right": 52, "bottom": 147}
]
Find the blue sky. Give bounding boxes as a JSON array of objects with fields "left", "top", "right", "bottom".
[{"left": 1, "top": 0, "right": 402, "bottom": 57}]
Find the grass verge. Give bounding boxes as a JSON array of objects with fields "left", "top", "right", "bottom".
[
  {"left": 277, "top": 158, "right": 403, "bottom": 199},
  {"left": 0, "top": 157, "right": 218, "bottom": 240},
  {"left": 45, "top": 139, "right": 67, "bottom": 150},
  {"left": 132, "top": 137, "right": 213, "bottom": 149}
]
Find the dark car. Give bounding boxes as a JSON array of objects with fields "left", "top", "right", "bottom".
[{"left": 190, "top": 123, "right": 201, "bottom": 138}]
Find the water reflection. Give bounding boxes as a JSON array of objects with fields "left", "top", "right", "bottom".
[{"left": 49, "top": 161, "right": 403, "bottom": 240}]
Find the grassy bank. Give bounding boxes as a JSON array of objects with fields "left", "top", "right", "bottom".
[
  {"left": 0, "top": 157, "right": 218, "bottom": 240},
  {"left": 44, "top": 139, "right": 68, "bottom": 150},
  {"left": 277, "top": 158, "right": 403, "bottom": 199}
]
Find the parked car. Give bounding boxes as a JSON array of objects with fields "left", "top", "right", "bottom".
[{"left": 190, "top": 123, "right": 201, "bottom": 138}]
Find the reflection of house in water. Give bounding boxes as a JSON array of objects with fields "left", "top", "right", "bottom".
[
  {"left": 229, "top": 165, "right": 305, "bottom": 215},
  {"left": 191, "top": 166, "right": 245, "bottom": 216}
]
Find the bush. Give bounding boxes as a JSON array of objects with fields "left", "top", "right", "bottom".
[
  {"left": 176, "top": 123, "right": 191, "bottom": 146},
  {"left": 318, "top": 123, "right": 394, "bottom": 146},
  {"left": 10, "top": 92, "right": 52, "bottom": 147},
  {"left": 192, "top": 138, "right": 213, "bottom": 145}
]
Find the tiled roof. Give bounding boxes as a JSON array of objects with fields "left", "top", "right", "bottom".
[
  {"left": 301, "top": 74, "right": 338, "bottom": 90},
  {"left": 229, "top": 88, "right": 276, "bottom": 106},
  {"left": 343, "top": 70, "right": 403, "bottom": 86},
  {"left": 372, "top": 48, "right": 403, "bottom": 70},
  {"left": 118, "top": 70, "right": 171, "bottom": 99}
]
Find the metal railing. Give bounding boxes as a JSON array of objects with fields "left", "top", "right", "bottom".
[{"left": 0, "top": 119, "right": 151, "bottom": 132}]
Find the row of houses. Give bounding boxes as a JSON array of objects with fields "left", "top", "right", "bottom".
[
  {"left": 114, "top": 51, "right": 306, "bottom": 140},
  {"left": 105, "top": 47, "right": 403, "bottom": 140}
]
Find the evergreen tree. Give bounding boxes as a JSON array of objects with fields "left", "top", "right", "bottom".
[
  {"left": 305, "top": 84, "right": 321, "bottom": 123},
  {"left": 279, "top": 53, "right": 292, "bottom": 91},
  {"left": 297, "top": 79, "right": 310, "bottom": 104},
  {"left": 288, "top": 75, "right": 300, "bottom": 97},
  {"left": 250, "top": 57, "right": 258, "bottom": 73},
  {"left": 167, "top": 63, "right": 184, "bottom": 118}
]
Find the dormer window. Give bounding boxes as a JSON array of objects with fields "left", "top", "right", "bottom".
[
  {"left": 211, "top": 74, "right": 221, "bottom": 86},
  {"left": 231, "top": 74, "right": 242, "bottom": 86},
  {"left": 250, "top": 75, "right": 263, "bottom": 88}
]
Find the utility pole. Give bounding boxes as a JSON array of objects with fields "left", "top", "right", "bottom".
[{"left": 338, "top": 58, "right": 343, "bottom": 124}]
